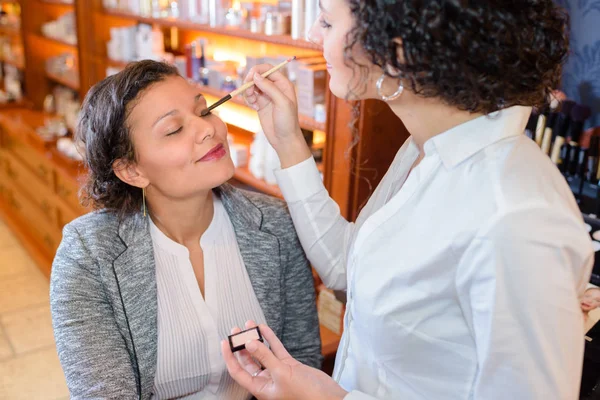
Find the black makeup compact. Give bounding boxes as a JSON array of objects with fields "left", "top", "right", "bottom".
[{"left": 228, "top": 326, "right": 264, "bottom": 353}]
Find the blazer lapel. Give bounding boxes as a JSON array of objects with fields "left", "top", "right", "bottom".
[
  {"left": 111, "top": 213, "right": 158, "bottom": 398},
  {"left": 217, "top": 185, "right": 284, "bottom": 337}
]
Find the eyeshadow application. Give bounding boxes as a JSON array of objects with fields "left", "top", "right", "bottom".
[{"left": 228, "top": 326, "right": 264, "bottom": 353}]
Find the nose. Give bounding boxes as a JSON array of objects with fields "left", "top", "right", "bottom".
[
  {"left": 193, "top": 116, "right": 216, "bottom": 144},
  {"left": 307, "top": 19, "right": 324, "bottom": 47}
]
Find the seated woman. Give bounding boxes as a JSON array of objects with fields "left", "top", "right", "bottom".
[{"left": 50, "top": 60, "right": 322, "bottom": 400}]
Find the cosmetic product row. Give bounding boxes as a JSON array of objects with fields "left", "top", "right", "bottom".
[
  {"left": 103, "top": 0, "right": 317, "bottom": 37},
  {"left": 36, "top": 86, "right": 80, "bottom": 142},
  {"left": 107, "top": 29, "right": 329, "bottom": 123},
  {"left": 106, "top": 24, "right": 165, "bottom": 64},
  {"left": 46, "top": 53, "right": 79, "bottom": 88},
  {"left": 0, "top": 36, "right": 24, "bottom": 67},
  {"left": 525, "top": 101, "right": 599, "bottom": 212},
  {"left": 0, "top": 64, "right": 22, "bottom": 103},
  {"left": 41, "top": 12, "right": 77, "bottom": 45}
]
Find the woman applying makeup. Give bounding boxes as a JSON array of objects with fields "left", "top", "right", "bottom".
[
  {"left": 50, "top": 60, "right": 322, "bottom": 399},
  {"left": 222, "top": 0, "right": 594, "bottom": 399}
]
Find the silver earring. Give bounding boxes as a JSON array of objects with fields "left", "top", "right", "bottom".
[{"left": 376, "top": 73, "right": 404, "bottom": 101}]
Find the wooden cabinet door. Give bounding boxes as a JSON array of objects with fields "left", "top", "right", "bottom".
[{"left": 3, "top": 151, "right": 58, "bottom": 228}]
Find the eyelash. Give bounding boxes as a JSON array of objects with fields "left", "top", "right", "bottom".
[
  {"left": 319, "top": 17, "right": 331, "bottom": 29},
  {"left": 167, "top": 127, "right": 182, "bottom": 136},
  {"left": 166, "top": 110, "right": 211, "bottom": 136}
]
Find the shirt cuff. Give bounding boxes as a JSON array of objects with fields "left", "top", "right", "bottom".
[
  {"left": 343, "top": 391, "right": 377, "bottom": 400},
  {"left": 274, "top": 156, "right": 325, "bottom": 203}
]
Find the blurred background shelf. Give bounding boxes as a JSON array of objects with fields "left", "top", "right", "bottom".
[{"left": 102, "top": 8, "right": 322, "bottom": 50}]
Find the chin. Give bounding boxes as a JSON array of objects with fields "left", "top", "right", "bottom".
[
  {"left": 215, "top": 158, "right": 236, "bottom": 185},
  {"left": 329, "top": 77, "right": 370, "bottom": 101}
]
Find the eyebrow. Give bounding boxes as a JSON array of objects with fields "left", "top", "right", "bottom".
[
  {"left": 318, "top": 0, "right": 327, "bottom": 13},
  {"left": 152, "top": 93, "right": 205, "bottom": 127}
]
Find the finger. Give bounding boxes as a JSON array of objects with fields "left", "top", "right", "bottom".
[
  {"left": 244, "top": 64, "right": 275, "bottom": 83},
  {"left": 245, "top": 320, "right": 258, "bottom": 329},
  {"left": 244, "top": 339, "right": 283, "bottom": 372},
  {"left": 257, "top": 324, "right": 291, "bottom": 360},
  {"left": 252, "top": 73, "right": 289, "bottom": 107},
  {"left": 231, "top": 326, "right": 242, "bottom": 334},
  {"left": 237, "top": 347, "right": 263, "bottom": 375},
  {"left": 245, "top": 64, "right": 292, "bottom": 89},
  {"left": 221, "top": 339, "right": 259, "bottom": 392}
]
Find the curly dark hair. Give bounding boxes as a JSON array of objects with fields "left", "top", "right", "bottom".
[
  {"left": 77, "top": 60, "right": 180, "bottom": 218},
  {"left": 344, "top": 0, "right": 569, "bottom": 113}
]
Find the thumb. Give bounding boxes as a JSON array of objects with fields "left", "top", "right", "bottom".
[
  {"left": 245, "top": 339, "right": 282, "bottom": 371},
  {"left": 252, "top": 73, "right": 289, "bottom": 106}
]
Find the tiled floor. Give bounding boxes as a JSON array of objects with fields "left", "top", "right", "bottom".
[{"left": 0, "top": 219, "right": 69, "bottom": 400}]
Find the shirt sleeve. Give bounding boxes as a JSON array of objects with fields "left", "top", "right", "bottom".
[
  {"left": 455, "top": 205, "right": 594, "bottom": 399},
  {"left": 275, "top": 156, "right": 354, "bottom": 290}
]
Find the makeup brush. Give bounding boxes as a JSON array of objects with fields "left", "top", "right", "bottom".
[{"left": 200, "top": 56, "right": 297, "bottom": 117}]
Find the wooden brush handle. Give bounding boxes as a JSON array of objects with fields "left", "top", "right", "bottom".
[{"left": 230, "top": 58, "right": 294, "bottom": 98}]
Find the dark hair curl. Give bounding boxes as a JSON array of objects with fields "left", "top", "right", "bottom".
[
  {"left": 344, "top": 0, "right": 569, "bottom": 113},
  {"left": 76, "top": 60, "right": 179, "bottom": 218}
]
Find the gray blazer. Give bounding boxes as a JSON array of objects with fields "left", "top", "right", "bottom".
[{"left": 50, "top": 184, "right": 322, "bottom": 399}]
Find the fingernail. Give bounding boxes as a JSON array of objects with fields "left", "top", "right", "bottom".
[
  {"left": 245, "top": 340, "right": 258, "bottom": 352},
  {"left": 253, "top": 73, "right": 262, "bottom": 81}
]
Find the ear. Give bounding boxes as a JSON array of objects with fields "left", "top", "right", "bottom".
[{"left": 112, "top": 158, "right": 149, "bottom": 189}]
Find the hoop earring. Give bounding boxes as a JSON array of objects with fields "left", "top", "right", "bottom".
[
  {"left": 376, "top": 73, "right": 404, "bottom": 101},
  {"left": 142, "top": 187, "right": 147, "bottom": 217}
]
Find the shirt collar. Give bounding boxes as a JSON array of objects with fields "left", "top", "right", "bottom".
[{"left": 424, "top": 105, "right": 532, "bottom": 169}]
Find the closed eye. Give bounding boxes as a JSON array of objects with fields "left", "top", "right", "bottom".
[
  {"left": 319, "top": 17, "right": 331, "bottom": 29},
  {"left": 167, "top": 127, "right": 183, "bottom": 136}
]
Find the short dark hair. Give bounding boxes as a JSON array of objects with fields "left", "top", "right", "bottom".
[
  {"left": 77, "top": 60, "right": 179, "bottom": 218},
  {"left": 345, "top": 0, "right": 569, "bottom": 113}
]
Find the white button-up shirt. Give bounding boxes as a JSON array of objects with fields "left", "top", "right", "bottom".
[
  {"left": 150, "top": 196, "right": 266, "bottom": 399},
  {"left": 275, "top": 106, "right": 594, "bottom": 399}
]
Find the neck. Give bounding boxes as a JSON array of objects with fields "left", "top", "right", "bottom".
[
  {"left": 147, "top": 188, "right": 214, "bottom": 247},
  {"left": 387, "top": 95, "right": 485, "bottom": 153}
]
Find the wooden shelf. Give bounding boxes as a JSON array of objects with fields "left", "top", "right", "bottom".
[
  {"left": 320, "top": 324, "right": 341, "bottom": 358},
  {"left": 38, "top": 34, "right": 77, "bottom": 49},
  {"left": 46, "top": 71, "right": 79, "bottom": 90},
  {"left": 1, "top": 57, "right": 24, "bottom": 69},
  {"left": 103, "top": 8, "right": 322, "bottom": 51},
  {"left": 232, "top": 165, "right": 282, "bottom": 199},
  {"left": 106, "top": 58, "right": 130, "bottom": 69},
  {"left": 199, "top": 85, "right": 326, "bottom": 132},
  {"left": 0, "top": 25, "right": 20, "bottom": 36},
  {"left": 39, "top": 0, "right": 74, "bottom": 4}
]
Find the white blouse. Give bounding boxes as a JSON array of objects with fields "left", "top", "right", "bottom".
[
  {"left": 149, "top": 195, "right": 266, "bottom": 400},
  {"left": 275, "top": 106, "right": 594, "bottom": 399}
]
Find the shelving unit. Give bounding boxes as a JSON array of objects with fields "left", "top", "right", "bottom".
[
  {"left": 0, "top": 25, "right": 20, "bottom": 36},
  {"left": 37, "top": 33, "right": 77, "bottom": 48},
  {"left": 102, "top": 7, "right": 322, "bottom": 50},
  {"left": 46, "top": 70, "right": 78, "bottom": 90},
  {"left": 0, "top": 56, "right": 24, "bottom": 69}
]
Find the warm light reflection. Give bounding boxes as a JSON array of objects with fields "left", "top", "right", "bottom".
[
  {"left": 203, "top": 93, "right": 262, "bottom": 133},
  {"left": 313, "top": 130, "right": 326, "bottom": 145},
  {"left": 212, "top": 50, "right": 247, "bottom": 68}
]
